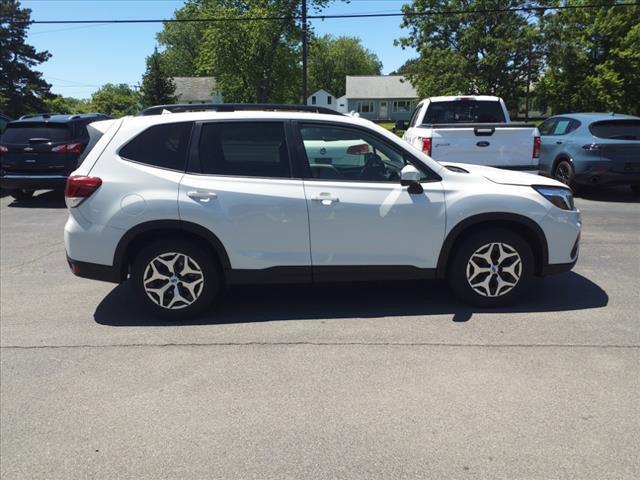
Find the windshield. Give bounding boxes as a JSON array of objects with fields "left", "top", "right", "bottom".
[{"left": 423, "top": 100, "right": 506, "bottom": 124}]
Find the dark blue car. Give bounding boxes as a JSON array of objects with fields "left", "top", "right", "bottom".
[{"left": 538, "top": 113, "right": 640, "bottom": 193}]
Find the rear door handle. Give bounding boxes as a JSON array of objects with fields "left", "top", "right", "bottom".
[
  {"left": 187, "top": 190, "right": 217, "bottom": 201},
  {"left": 311, "top": 194, "right": 339, "bottom": 205}
]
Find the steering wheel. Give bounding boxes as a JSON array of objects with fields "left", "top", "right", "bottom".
[{"left": 359, "top": 153, "right": 388, "bottom": 181}]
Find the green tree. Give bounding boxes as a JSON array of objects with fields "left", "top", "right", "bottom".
[
  {"left": 397, "top": 0, "right": 543, "bottom": 111},
  {"left": 90, "top": 84, "right": 140, "bottom": 117},
  {"left": 140, "top": 48, "right": 177, "bottom": 107},
  {"left": 308, "top": 35, "right": 382, "bottom": 97},
  {"left": 158, "top": 0, "right": 334, "bottom": 103},
  {"left": 536, "top": 0, "right": 640, "bottom": 115},
  {"left": 390, "top": 58, "right": 419, "bottom": 76},
  {"left": 0, "top": 0, "right": 52, "bottom": 117},
  {"left": 43, "top": 95, "right": 93, "bottom": 114}
]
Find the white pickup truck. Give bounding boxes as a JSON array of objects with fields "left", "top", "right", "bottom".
[{"left": 400, "top": 95, "right": 541, "bottom": 172}]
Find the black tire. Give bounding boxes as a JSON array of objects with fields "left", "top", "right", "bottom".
[
  {"left": 130, "top": 238, "right": 222, "bottom": 320},
  {"left": 447, "top": 228, "right": 534, "bottom": 307},
  {"left": 10, "top": 189, "right": 35, "bottom": 200},
  {"left": 553, "top": 160, "right": 575, "bottom": 189}
]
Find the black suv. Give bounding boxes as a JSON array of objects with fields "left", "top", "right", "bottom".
[{"left": 0, "top": 113, "right": 109, "bottom": 200}]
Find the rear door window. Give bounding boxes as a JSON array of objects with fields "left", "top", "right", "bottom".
[
  {"left": 196, "top": 122, "right": 291, "bottom": 178},
  {"left": 589, "top": 120, "right": 640, "bottom": 140},
  {"left": 552, "top": 118, "right": 572, "bottom": 135},
  {"left": 1, "top": 123, "right": 72, "bottom": 144},
  {"left": 422, "top": 100, "right": 506, "bottom": 124},
  {"left": 119, "top": 122, "right": 193, "bottom": 171}
]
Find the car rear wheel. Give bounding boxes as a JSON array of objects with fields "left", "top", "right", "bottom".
[
  {"left": 447, "top": 229, "right": 533, "bottom": 307},
  {"left": 553, "top": 160, "right": 575, "bottom": 188},
  {"left": 10, "top": 189, "right": 35, "bottom": 200},
  {"left": 131, "top": 239, "right": 222, "bottom": 320}
]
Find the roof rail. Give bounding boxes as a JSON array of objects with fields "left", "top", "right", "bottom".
[
  {"left": 18, "top": 113, "right": 61, "bottom": 120},
  {"left": 139, "top": 103, "right": 343, "bottom": 116}
]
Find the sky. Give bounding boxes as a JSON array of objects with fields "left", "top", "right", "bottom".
[{"left": 22, "top": 0, "right": 417, "bottom": 99}]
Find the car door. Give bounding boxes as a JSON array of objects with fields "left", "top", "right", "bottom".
[
  {"left": 178, "top": 120, "right": 311, "bottom": 275},
  {"left": 294, "top": 121, "right": 446, "bottom": 278},
  {"left": 538, "top": 117, "right": 559, "bottom": 172}
]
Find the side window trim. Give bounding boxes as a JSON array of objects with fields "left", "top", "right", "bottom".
[
  {"left": 186, "top": 119, "right": 295, "bottom": 180},
  {"left": 290, "top": 120, "right": 441, "bottom": 183}
]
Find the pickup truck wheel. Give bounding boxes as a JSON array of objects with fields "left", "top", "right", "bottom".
[
  {"left": 448, "top": 229, "right": 533, "bottom": 307},
  {"left": 131, "top": 239, "right": 222, "bottom": 321},
  {"left": 10, "top": 189, "right": 35, "bottom": 200},
  {"left": 553, "top": 160, "right": 575, "bottom": 188}
]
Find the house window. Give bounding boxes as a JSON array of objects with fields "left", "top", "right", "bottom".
[
  {"left": 357, "top": 101, "right": 374, "bottom": 113},
  {"left": 311, "top": 96, "right": 317, "bottom": 105},
  {"left": 327, "top": 95, "right": 332, "bottom": 105},
  {"left": 393, "top": 100, "right": 413, "bottom": 113}
]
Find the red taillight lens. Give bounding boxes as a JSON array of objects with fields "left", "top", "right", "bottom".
[
  {"left": 64, "top": 175, "right": 102, "bottom": 207},
  {"left": 533, "top": 136, "right": 541, "bottom": 159},
  {"left": 52, "top": 143, "right": 84, "bottom": 154},
  {"left": 420, "top": 137, "right": 432, "bottom": 156},
  {"left": 0, "top": 145, "right": 7, "bottom": 155}
]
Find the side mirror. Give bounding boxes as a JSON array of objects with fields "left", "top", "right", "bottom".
[
  {"left": 394, "top": 120, "right": 407, "bottom": 132},
  {"left": 400, "top": 165, "right": 423, "bottom": 194}
]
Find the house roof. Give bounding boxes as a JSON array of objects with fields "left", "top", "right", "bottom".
[
  {"left": 172, "top": 77, "right": 217, "bottom": 102},
  {"left": 345, "top": 75, "right": 418, "bottom": 99}
]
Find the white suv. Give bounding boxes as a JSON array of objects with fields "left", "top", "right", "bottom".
[{"left": 64, "top": 104, "right": 581, "bottom": 320}]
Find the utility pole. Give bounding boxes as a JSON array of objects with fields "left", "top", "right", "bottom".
[
  {"left": 301, "top": 0, "right": 308, "bottom": 104},
  {"left": 525, "top": 45, "right": 532, "bottom": 122}
]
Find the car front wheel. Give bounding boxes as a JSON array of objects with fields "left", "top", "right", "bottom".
[
  {"left": 448, "top": 229, "right": 533, "bottom": 307},
  {"left": 131, "top": 239, "right": 222, "bottom": 320}
]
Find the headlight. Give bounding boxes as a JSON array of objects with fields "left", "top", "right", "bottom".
[{"left": 533, "top": 186, "right": 575, "bottom": 210}]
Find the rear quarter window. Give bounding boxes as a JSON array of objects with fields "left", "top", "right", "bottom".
[
  {"left": 119, "top": 122, "right": 193, "bottom": 171},
  {"left": 589, "top": 120, "right": 640, "bottom": 140}
]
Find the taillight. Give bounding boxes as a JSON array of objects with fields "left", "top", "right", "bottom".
[
  {"left": 420, "top": 137, "right": 432, "bottom": 156},
  {"left": 64, "top": 175, "right": 102, "bottom": 208},
  {"left": 532, "top": 136, "right": 541, "bottom": 159},
  {"left": 52, "top": 143, "right": 84, "bottom": 154},
  {"left": 0, "top": 145, "right": 7, "bottom": 155}
]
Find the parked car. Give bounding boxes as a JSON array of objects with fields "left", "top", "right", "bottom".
[
  {"left": 538, "top": 113, "right": 640, "bottom": 193},
  {"left": 64, "top": 103, "right": 581, "bottom": 320},
  {"left": 0, "top": 113, "right": 12, "bottom": 135},
  {"left": 398, "top": 96, "right": 541, "bottom": 172},
  {"left": 0, "top": 113, "right": 110, "bottom": 200}
]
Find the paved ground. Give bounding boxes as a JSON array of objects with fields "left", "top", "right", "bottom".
[{"left": 1, "top": 187, "right": 639, "bottom": 479}]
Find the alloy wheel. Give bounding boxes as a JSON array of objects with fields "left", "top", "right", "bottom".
[
  {"left": 143, "top": 252, "right": 205, "bottom": 309},
  {"left": 465, "top": 242, "right": 522, "bottom": 297},
  {"left": 555, "top": 162, "right": 571, "bottom": 185}
]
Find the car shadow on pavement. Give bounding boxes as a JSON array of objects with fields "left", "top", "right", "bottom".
[
  {"left": 94, "top": 271, "right": 608, "bottom": 327},
  {"left": 5, "top": 190, "right": 66, "bottom": 208},
  {"left": 577, "top": 185, "right": 640, "bottom": 203}
]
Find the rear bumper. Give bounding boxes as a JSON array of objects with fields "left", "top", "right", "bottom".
[
  {"left": 0, "top": 174, "right": 67, "bottom": 190},
  {"left": 574, "top": 171, "right": 640, "bottom": 186},
  {"left": 66, "top": 254, "right": 122, "bottom": 284}
]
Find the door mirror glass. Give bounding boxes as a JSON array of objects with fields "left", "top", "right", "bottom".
[{"left": 400, "top": 164, "right": 424, "bottom": 194}]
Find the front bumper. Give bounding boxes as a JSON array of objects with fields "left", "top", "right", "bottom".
[{"left": 1, "top": 174, "right": 67, "bottom": 190}]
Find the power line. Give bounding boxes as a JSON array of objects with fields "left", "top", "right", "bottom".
[{"left": 1, "top": 3, "right": 638, "bottom": 25}]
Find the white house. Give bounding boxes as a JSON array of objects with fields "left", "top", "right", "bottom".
[
  {"left": 343, "top": 76, "right": 419, "bottom": 121},
  {"left": 172, "top": 77, "right": 223, "bottom": 104},
  {"left": 306, "top": 89, "right": 337, "bottom": 110}
]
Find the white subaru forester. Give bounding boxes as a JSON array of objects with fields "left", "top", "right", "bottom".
[{"left": 64, "top": 104, "right": 581, "bottom": 320}]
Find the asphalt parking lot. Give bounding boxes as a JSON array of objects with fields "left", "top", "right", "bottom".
[{"left": 1, "top": 187, "right": 639, "bottom": 479}]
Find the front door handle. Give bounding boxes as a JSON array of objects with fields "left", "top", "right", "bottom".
[
  {"left": 556, "top": 141, "right": 563, "bottom": 145},
  {"left": 187, "top": 190, "right": 217, "bottom": 201},
  {"left": 311, "top": 193, "right": 339, "bottom": 205}
]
